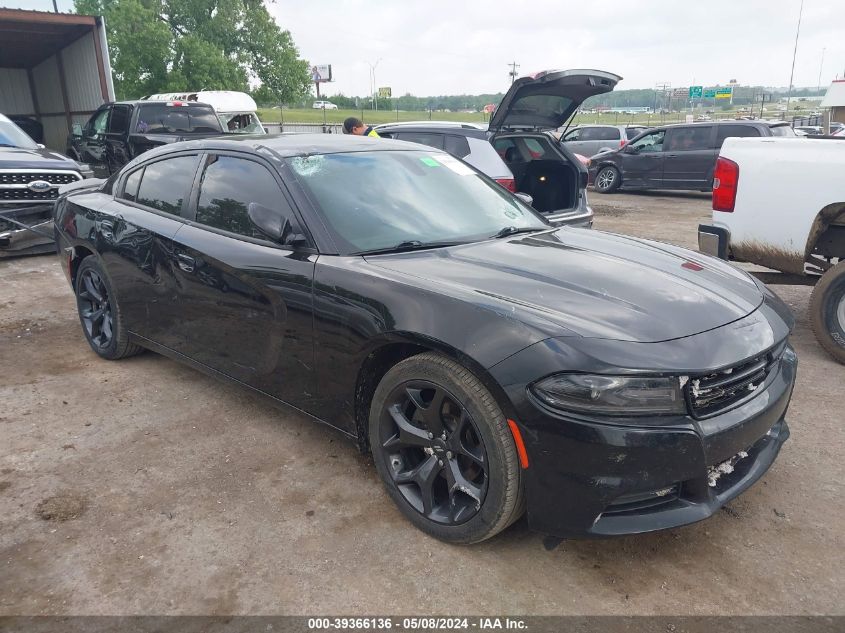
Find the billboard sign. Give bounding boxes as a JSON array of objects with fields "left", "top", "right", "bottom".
[
  {"left": 715, "top": 88, "right": 733, "bottom": 100},
  {"left": 689, "top": 85, "right": 703, "bottom": 99},
  {"left": 378, "top": 86, "right": 392, "bottom": 99},
  {"left": 310, "top": 64, "right": 332, "bottom": 83}
]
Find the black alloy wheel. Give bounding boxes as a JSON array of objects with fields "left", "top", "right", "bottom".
[
  {"left": 74, "top": 257, "right": 143, "bottom": 360},
  {"left": 369, "top": 352, "right": 524, "bottom": 543},
  {"left": 378, "top": 380, "right": 488, "bottom": 525},
  {"left": 77, "top": 267, "right": 114, "bottom": 350}
]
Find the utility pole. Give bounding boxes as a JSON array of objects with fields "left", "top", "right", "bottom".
[
  {"left": 817, "top": 47, "right": 826, "bottom": 93},
  {"left": 654, "top": 83, "right": 671, "bottom": 114},
  {"left": 52, "top": 0, "right": 58, "bottom": 11},
  {"left": 508, "top": 61, "right": 520, "bottom": 84},
  {"left": 786, "top": 0, "right": 804, "bottom": 118}
]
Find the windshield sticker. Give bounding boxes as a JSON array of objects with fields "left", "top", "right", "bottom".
[
  {"left": 290, "top": 155, "right": 325, "bottom": 176},
  {"left": 437, "top": 154, "right": 475, "bottom": 176},
  {"left": 420, "top": 157, "right": 440, "bottom": 167}
]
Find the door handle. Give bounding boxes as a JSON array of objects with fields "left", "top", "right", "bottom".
[{"left": 176, "top": 253, "right": 195, "bottom": 273}]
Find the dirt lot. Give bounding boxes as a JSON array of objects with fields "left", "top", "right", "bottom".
[{"left": 1, "top": 190, "right": 843, "bottom": 616}]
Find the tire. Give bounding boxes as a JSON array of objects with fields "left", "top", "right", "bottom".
[
  {"left": 369, "top": 352, "right": 524, "bottom": 544},
  {"left": 75, "top": 257, "right": 143, "bottom": 360},
  {"left": 594, "top": 165, "right": 621, "bottom": 193},
  {"left": 809, "top": 261, "right": 845, "bottom": 364}
]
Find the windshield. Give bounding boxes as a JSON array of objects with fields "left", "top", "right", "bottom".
[
  {"left": 135, "top": 104, "right": 223, "bottom": 134},
  {"left": 287, "top": 150, "right": 547, "bottom": 254},
  {"left": 0, "top": 120, "right": 38, "bottom": 149},
  {"left": 769, "top": 125, "right": 796, "bottom": 137},
  {"left": 218, "top": 112, "right": 265, "bottom": 134}
]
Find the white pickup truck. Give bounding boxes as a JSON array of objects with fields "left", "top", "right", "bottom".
[{"left": 698, "top": 136, "right": 845, "bottom": 363}]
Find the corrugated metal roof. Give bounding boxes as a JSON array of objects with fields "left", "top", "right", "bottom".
[{"left": 820, "top": 80, "right": 845, "bottom": 108}]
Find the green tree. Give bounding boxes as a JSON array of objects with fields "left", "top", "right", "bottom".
[{"left": 75, "top": 0, "right": 311, "bottom": 102}]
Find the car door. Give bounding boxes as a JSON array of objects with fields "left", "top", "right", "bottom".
[
  {"left": 618, "top": 129, "right": 666, "bottom": 188},
  {"left": 79, "top": 106, "right": 110, "bottom": 175},
  {"left": 563, "top": 126, "right": 620, "bottom": 156},
  {"left": 661, "top": 125, "right": 715, "bottom": 190},
  {"left": 166, "top": 152, "right": 317, "bottom": 408},
  {"left": 99, "top": 152, "right": 201, "bottom": 340},
  {"left": 104, "top": 104, "right": 132, "bottom": 174}
]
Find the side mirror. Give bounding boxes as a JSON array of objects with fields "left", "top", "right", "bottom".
[
  {"left": 514, "top": 192, "right": 534, "bottom": 207},
  {"left": 624, "top": 144, "right": 639, "bottom": 154},
  {"left": 248, "top": 202, "right": 308, "bottom": 247},
  {"left": 37, "top": 143, "right": 46, "bottom": 149},
  {"left": 72, "top": 124, "right": 83, "bottom": 137}
]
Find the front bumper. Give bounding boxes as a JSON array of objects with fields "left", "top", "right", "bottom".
[
  {"left": 0, "top": 204, "right": 55, "bottom": 257},
  {"left": 490, "top": 295, "right": 797, "bottom": 538}
]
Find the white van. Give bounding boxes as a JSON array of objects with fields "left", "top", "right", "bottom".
[{"left": 143, "top": 90, "right": 265, "bottom": 134}]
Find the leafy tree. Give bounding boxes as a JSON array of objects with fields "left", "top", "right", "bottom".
[{"left": 75, "top": 0, "right": 311, "bottom": 101}]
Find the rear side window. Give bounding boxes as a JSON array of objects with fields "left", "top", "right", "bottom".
[
  {"left": 396, "top": 132, "right": 444, "bottom": 150},
  {"left": 108, "top": 106, "right": 131, "bottom": 134},
  {"left": 195, "top": 155, "right": 292, "bottom": 241},
  {"left": 579, "top": 127, "right": 620, "bottom": 141},
  {"left": 122, "top": 168, "right": 142, "bottom": 202},
  {"left": 444, "top": 135, "right": 471, "bottom": 159},
  {"left": 135, "top": 104, "right": 223, "bottom": 134},
  {"left": 716, "top": 125, "right": 761, "bottom": 147},
  {"left": 664, "top": 126, "right": 712, "bottom": 151},
  {"left": 135, "top": 155, "right": 198, "bottom": 215},
  {"left": 523, "top": 138, "right": 546, "bottom": 158}
]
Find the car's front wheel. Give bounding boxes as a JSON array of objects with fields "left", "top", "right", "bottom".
[
  {"left": 594, "top": 165, "right": 621, "bottom": 193},
  {"left": 75, "top": 257, "right": 143, "bottom": 360},
  {"left": 809, "top": 261, "right": 845, "bottom": 364},
  {"left": 369, "top": 352, "right": 524, "bottom": 543}
]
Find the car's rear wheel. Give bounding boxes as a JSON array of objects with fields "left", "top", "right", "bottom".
[
  {"left": 369, "top": 352, "right": 524, "bottom": 544},
  {"left": 75, "top": 257, "right": 143, "bottom": 360},
  {"left": 809, "top": 261, "right": 845, "bottom": 364},
  {"left": 595, "top": 165, "right": 621, "bottom": 193}
]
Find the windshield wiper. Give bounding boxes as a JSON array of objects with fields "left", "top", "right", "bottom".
[
  {"left": 491, "top": 226, "right": 545, "bottom": 239},
  {"left": 356, "top": 240, "right": 466, "bottom": 256}
]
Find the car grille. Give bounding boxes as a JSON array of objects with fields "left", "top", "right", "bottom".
[
  {"left": 0, "top": 172, "right": 80, "bottom": 185},
  {"left": 0, "top": 189, "right": 60, "bottom": 201},
  {"left": 687, "top": 344, "right": 785, "bottom": 418},
  {"left": 0, "top": 171, "right": 81, "bottom": 203}
]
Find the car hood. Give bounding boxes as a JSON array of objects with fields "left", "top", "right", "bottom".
[
  {"left": 365, "top": 229, "right": 764, "bottom": 343},
  {"left": 489, "top": 69, "right": 622, "bottom": 133},
  {"left": 0, "top": 146, "right": 81, "bottom": 171}
]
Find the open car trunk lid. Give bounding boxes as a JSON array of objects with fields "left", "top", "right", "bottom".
[{"left": 489, "top": 69, "right": 622, "bottom": 133}]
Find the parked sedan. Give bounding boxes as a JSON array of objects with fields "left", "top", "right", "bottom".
[{"left": 55, "top": 134, "right": 796, "bottom": 543}]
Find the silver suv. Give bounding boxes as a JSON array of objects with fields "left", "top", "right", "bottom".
[
  {"left": 377, "top": 69, "right": 622, "bottom": 229},
  {"left": 559, "top": 124, "right": 647, "bottom": 157}
]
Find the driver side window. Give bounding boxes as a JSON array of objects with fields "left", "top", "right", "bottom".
[
  {"left": 631, "top": 130, "right": 665, "bottom": 153},
  {"left": 87, "top": 108, "right": 109, "bottom": 136},
  {"left": 562, "top": 128, "right": 582, "bottom": 141}
]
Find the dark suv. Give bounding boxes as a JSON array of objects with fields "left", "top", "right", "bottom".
[
  {"left": 67, "top": 100, "right": 224, "bottom": 177},
  {"left": 589, "top": 121, "right": 795, "bottom": 193}
]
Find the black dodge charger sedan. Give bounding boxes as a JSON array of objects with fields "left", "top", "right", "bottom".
[{"left": 54, "top": 134, "right": 797, "bottom": 543}]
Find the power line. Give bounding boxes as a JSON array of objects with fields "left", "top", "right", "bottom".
[{"left": 508, "top": 61, "right": 520, "bottom": 85}]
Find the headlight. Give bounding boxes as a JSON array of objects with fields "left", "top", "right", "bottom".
[{"left": 530, "top": 374, "right": 687, "bottom": 416}]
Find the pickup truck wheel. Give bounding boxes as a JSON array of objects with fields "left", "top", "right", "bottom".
[
  {"left": 595, "top": 166, "right": 621, "bottom": 193},
  {"left": 809, "top": 261, "right": 845, "bottom": 364}
]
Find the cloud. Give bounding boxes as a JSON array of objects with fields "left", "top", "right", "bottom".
[{"left": 268, "top": 0, "right": 843, "bottom": 96}]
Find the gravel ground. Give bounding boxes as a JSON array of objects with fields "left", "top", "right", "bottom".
[{"left": 0, "top": 190, "right": 842, "bottom": 615}]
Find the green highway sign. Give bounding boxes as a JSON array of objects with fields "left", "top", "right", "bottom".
[
  {"left": 715, "top": 88, "right": 733, "bottom": 99},
  {"left": 703, "top": 88, "right": 716, "bottom": 98},
  {"left": 689, "top": 85, "right": 703, "bottom": 99}
]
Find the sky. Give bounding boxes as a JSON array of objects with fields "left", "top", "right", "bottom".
[{"left": 11, "top": 0, "right": 845, "bottom": 97}]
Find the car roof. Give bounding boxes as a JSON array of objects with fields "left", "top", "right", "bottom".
[
  {"left": 130, "top": 133, "right": 430, "bottom": 161},
  {"left": 375, "top": 121, "right": 489, "bottom": 138}
]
